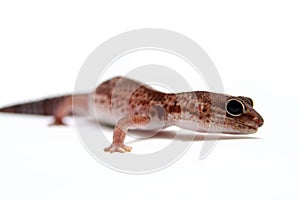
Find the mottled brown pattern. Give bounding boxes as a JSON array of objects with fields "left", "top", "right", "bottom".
[
  {"left": 168, "top": 104, "right": 181, "bottom": 113},
  {"left": 0, "top": 76, "right": 264, "bottom": 153},
  {"left": 88, "top": 77, "right": 264, "bottom": 138},
  {"left": 113, "top": 126, "right": 126, "bottom": 145}
]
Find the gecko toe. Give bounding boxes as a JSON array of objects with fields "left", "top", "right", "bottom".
[
  {"left": 104, "top": 144, "right": 132, "bottom": 153},
  {"left": 121, "top": 145, "right": 132, "bottom": 152},
  {"left": 48, "top": 121, "right": 67, "bottom": 126},
  {"left": 48, "top": 118, "right": 67, "bottom": 126}
]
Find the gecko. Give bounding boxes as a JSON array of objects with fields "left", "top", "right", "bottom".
[{"left": 0, "top": 76, "right": 264, "bottom": 153}]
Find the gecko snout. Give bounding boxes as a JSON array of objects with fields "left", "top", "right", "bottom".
[{"left": 253, "top": 117, "right": 264, "bottom": 127}]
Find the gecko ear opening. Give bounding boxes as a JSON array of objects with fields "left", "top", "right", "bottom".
[{"left": 238, "top": 96, "right": 254, "bottom": 107}]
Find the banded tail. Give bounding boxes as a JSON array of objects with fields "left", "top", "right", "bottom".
[{"left": 0, "top": 95, "right": 72, "bottom": 116}]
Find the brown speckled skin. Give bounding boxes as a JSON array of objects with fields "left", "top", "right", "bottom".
[
  {"left": 0, "top": 76, "right": 264, "bottom": 153},
  {"left": 91, "top": 77, "right": 263, "bottom": 153}
]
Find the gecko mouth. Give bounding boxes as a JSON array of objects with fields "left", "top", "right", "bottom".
[{"left": 224, "top": 118, "right": 259, "bottom": 134}]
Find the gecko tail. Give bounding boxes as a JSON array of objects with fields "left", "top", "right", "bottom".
[{"left": 0, "top": 95, "right": 71, "bottom": 116}]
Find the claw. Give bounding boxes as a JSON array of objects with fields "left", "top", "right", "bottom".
[{"left": 104, "top": 144, "right": 132, "bottom": 153}]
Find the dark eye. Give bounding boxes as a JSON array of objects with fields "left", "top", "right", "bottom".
[{"left": 226, "top": 99, "right": 245, "bottom": 116}]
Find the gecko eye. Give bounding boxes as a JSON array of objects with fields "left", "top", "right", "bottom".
[{"left": 226, "top": 99, "right": 245, "bottom": 116}]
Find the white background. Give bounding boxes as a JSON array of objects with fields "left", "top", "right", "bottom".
[{"left": 0, "top": 0, "right": 300, "bottom": 199}]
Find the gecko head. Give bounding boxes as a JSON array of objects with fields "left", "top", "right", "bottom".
[{"left": 222, "top": 96, "right": 264, "bottom": 134}]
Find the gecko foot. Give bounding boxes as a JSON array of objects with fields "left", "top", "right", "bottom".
[
  {"left": 104, "top": 144, "right": 132, "bottom": 153},
  {"left": 48, "top": 119, "right": 67, "bottom": 126}
]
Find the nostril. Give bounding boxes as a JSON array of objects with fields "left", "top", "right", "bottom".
[{"left": 254, "top": 117, "right": 263, "bottom": 127}]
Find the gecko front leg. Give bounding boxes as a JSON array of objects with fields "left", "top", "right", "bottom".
[{"left": 104, "top": 114, "right": 151, "bottom": 153}]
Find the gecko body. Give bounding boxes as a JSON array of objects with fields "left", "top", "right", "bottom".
[{"left": 0, "top": 76, "right": 264, "bottom": 153}]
